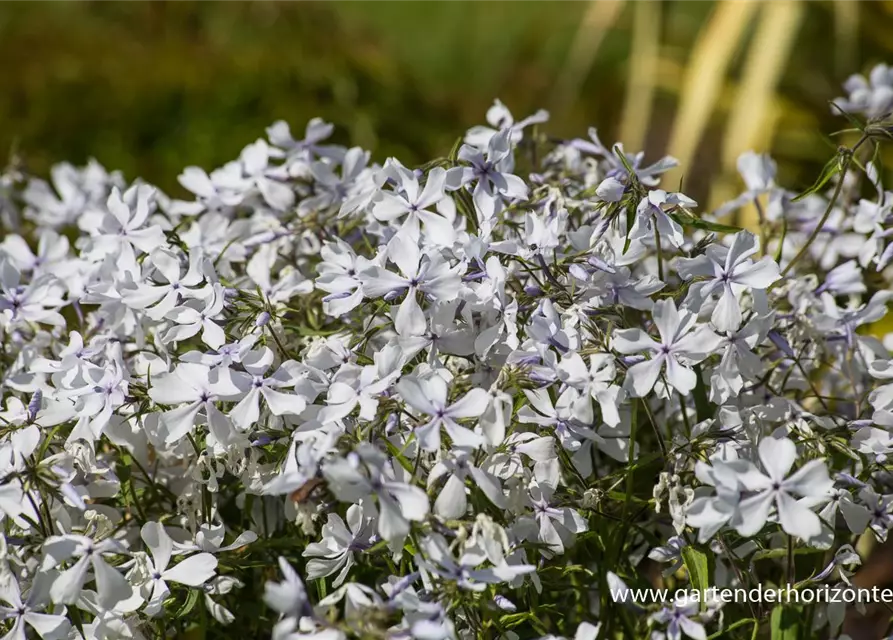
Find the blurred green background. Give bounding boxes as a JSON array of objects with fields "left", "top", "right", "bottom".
[{"left": 2, "top": 1, "right": 893, "bottom": 213}]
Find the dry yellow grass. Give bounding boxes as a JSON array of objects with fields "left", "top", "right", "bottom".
[
  {"left": 551, "top": 0, "right": 626, "bottom": 116},
  {"left": 663, "top": 0, "right": 759, "bottom": 190},
  {"left": 618, "top": 1, "right": 662, "bottom": 153},
  {"left": 714, "top": 0, "right": 805, "bottom": 228}
]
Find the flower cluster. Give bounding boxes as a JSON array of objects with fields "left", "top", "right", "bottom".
[{"left": 2, "top": 68, "right": 893, "bottom": 640}]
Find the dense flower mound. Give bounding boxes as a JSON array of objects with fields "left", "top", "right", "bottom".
[{"left": 3, "top": 68, "right": 893, "bottom": 640}]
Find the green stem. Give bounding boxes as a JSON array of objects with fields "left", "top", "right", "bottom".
[
  {"left": 622, "top": 400, "right": 639, "bottom": 524},
  {"left": 639, "top": 397, "right": 667, "bottom": 459},
  {"left": 780, "top": 135, "right": 868, "bottom": 279},
  {"left": 677, "top": 391, "right": 692, "bottom": 439},
  {"left": 653, "top": 224, "right": 664, "bottom": 281},
  {"left": 754, "top": 196, "right": 767, "bottom": 256},
  {"left": 786, "top": 534, "right": 795, "bottom": 585}
]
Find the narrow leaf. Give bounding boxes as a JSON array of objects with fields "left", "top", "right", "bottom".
[
  {"left": 612, "top": 144, "right": 638, "bottom": 180},
  {"left": 692, "top": 364, "right": 715, "bottom": 422},
  {"left": 792, "top": 154, "right": 841, "bottom": 202},
  {"left": 774, "top": 217, "right": 787, "bottom": 264},
  {"left": 175, "top": 589, "right": 201, "bottom": 619},
  {"left": 770, "top": 605, "right": 800, "bottom": 640},
  {"left": 682, "top": 546, "right": 712, "bottom": 611},
  {"left": 448, "top": 136, "right": 464, "bottom": 165},
  {"left": 829, "top": 100, "right": 867, "bottom": 131},
  {"left": 669, "top": 210, "right": 742, "bottom": 234}
]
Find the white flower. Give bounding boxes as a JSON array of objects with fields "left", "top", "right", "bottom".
[
  {"left": 148, "top": 362, "right": 242, "bottom": 445},
  {"left": 372, "top": 163, "right": 454, "bottom": 244},
  {"left": 318, "top": 351, "right": 397, "bottom": 424},
  {"left": 0, "top": 229, "right": 71, "bottom": 278},
  {"left": 0, "top": 574, "right": 69, "bottom": 640},
  {"left": 64, "top": 356, "right": 128, "bottom": 443},
  {"left": 303, "top": 503, "right": 376, "bottom": 587},
  {"left": 318, "top": 582, "right": 381, "bottom": 622},
  {"left": 685, "top": 458, "right": 753, "bottom": 543},
  {"left": 557, "top": 352, "right": 622, "bottom": 426},
  {"left": 42, "top": 535, "right": 132, "bottom": 609},
  {"left": 650, "top": 597, "right": 708, "bottom": 640},
  {"left": 0, "top": 260, "right": 66, "bottom": 328},
  {"left": 834, "top": 63, "right": 893, "bottom": 119},
  {"left": 457, "top": 128, "right": 529, "bottom": 202},
  {"left": 79, "top": 185, "right": 165, "bottom": 267},
  {"left": 359, "top": 231, "right": 462, "bottom": 337},
  {"left": 582, "top": 265, "right": 663, "bottom": 310},
  {"left": 174, "top": 523, "right": 257, "bottom": 555},
  {"left": 523, "top": 481, "right": 588, "bottom": 556},
  {"left": 487, "top": 432, "right": 557, "bottom": 485},
  {"left": 239, "top": 139, "right": 296, "bottom": 211},
  {"left": 322, "top": 446, "right": 429, "bottom": 544},
  {"left": 122, "top": 247, "right": 207, "bottom": 321},
  {"left": 162, "top": 282, "right": 228, "bottom": 349},
  {"left": 714, "top": 152, "right": 785, "bottom": 220},
  {"left": 518, "top": 387, "right": 627, "bottom": 475},
  {"left": 264, "top": 557, "right": 311, "bottom": 620},
  {"left": 464, "top": 99, "right": 548, "bottom": 150},
  {"left": 396, "top": 375, "right": 488, "bottom": 451},
  {"left": 315, "top": 239, "right": 373, "bottom": 317},
  {"left": 648, "top": 536, "right": 687, "bottom": 577},
  {"left": 428, "top": 449, "right": 506, "bottom": 519},
  {"left": 202, "top": 576, "right": 244, "bottom": 626},
  {"left": 734, "top": 437, "right": 833, "bottom": 541},
  {"left": 676, "top": 231, "right": 780, "bottom": 332},
  {"left": 613, "top": 298, "right": 720, "bottom": 396},
  {"left": 139, "top": 522, "right": 218, "bottom": 616},
  {"left": 709, "top": 314, "right": 772, "bottom": 403},
  {"left": 630, "top": 190, "right": 694, "bottom": 249},
  {"left": 267, "top": 117, "right": 343, "bottom": 164},
  {"left": 228, "top": 347, "right": 314, "bottom": 430},
  {"left": 416, "top": 534, "right": 534, "bottom": 592},
  {"left": 848, "top": 488, "right": 893, "bottom": 542}
]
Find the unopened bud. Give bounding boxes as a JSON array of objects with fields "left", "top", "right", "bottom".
[{"left": 255, "top": 311, "right": 271, "bottom": 328}]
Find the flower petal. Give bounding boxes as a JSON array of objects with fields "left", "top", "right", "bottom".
[{"left": 163, "top": 553, "right": 218, "bottom": 587}]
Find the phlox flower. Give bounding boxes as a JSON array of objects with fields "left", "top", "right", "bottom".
[
  {"left": 396, "top": 375, "right": 488, "bottom": 451},
  {"left": 137, "top": 522, "right": 218, "bottom": 616},
  {"left": 612, "top": 298, "right": 720, "bottom": 396}
]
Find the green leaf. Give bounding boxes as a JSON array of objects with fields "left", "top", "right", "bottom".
[
  {"left": 366, "top": 539, "right": 389, "bottom": 554},
  {"left": 828, "top": 437, "right": 862, "bottom": 462},
  {"left": 707, "top": 618, "right": 758, "bottom": 640},
  {"left": 751, "top": 546, "right": 824, "bottom": 563},
  {"left": 448, "top": 135, "right": 464, "bottom": 164},
  {"left": 175, "top": 589, "right": 201, "bottom": 619},
  {"left": 623, "top": 200, "right": 636, "bottom": 254},
  {"left": 69, "top": 606, "right": 88, "bottom": 639},
  {"left": 499, "top": 612, "right": 533, "bottom": 629},
  {"left": 605, "top": 491, "right": 651, "bottom": 506},
  {"left": 669, "top": 210, "right": 742, "bottom": 234},
  {"left": 116, "top": 460, "right": 132, "bottom": 483},
  {"left": 612, "top": 144, "right": 637, "bottom": 180},
  {"left": 682, "top": 546, "right": 712, "bottom": 611},
  {"left": 792, "top": 155, "right": 841, "bottom": 202},
  {"left": 383, "top": 438, "right": 414, "bottom": 475},
  {"left": 453, "top": 187, "right": 479, "bottom": 233},
  {"left": 692, "top": 364, "right": 715, "bottom": 422},
  {"left": 774, "top": 217, "right": 787, "bottom": 264},
  {"left": 829, "top": 101, "right": 867, "bottom": 132},
  {"left": 770, "top": 605, "right": 800, "bottom": 640}
]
